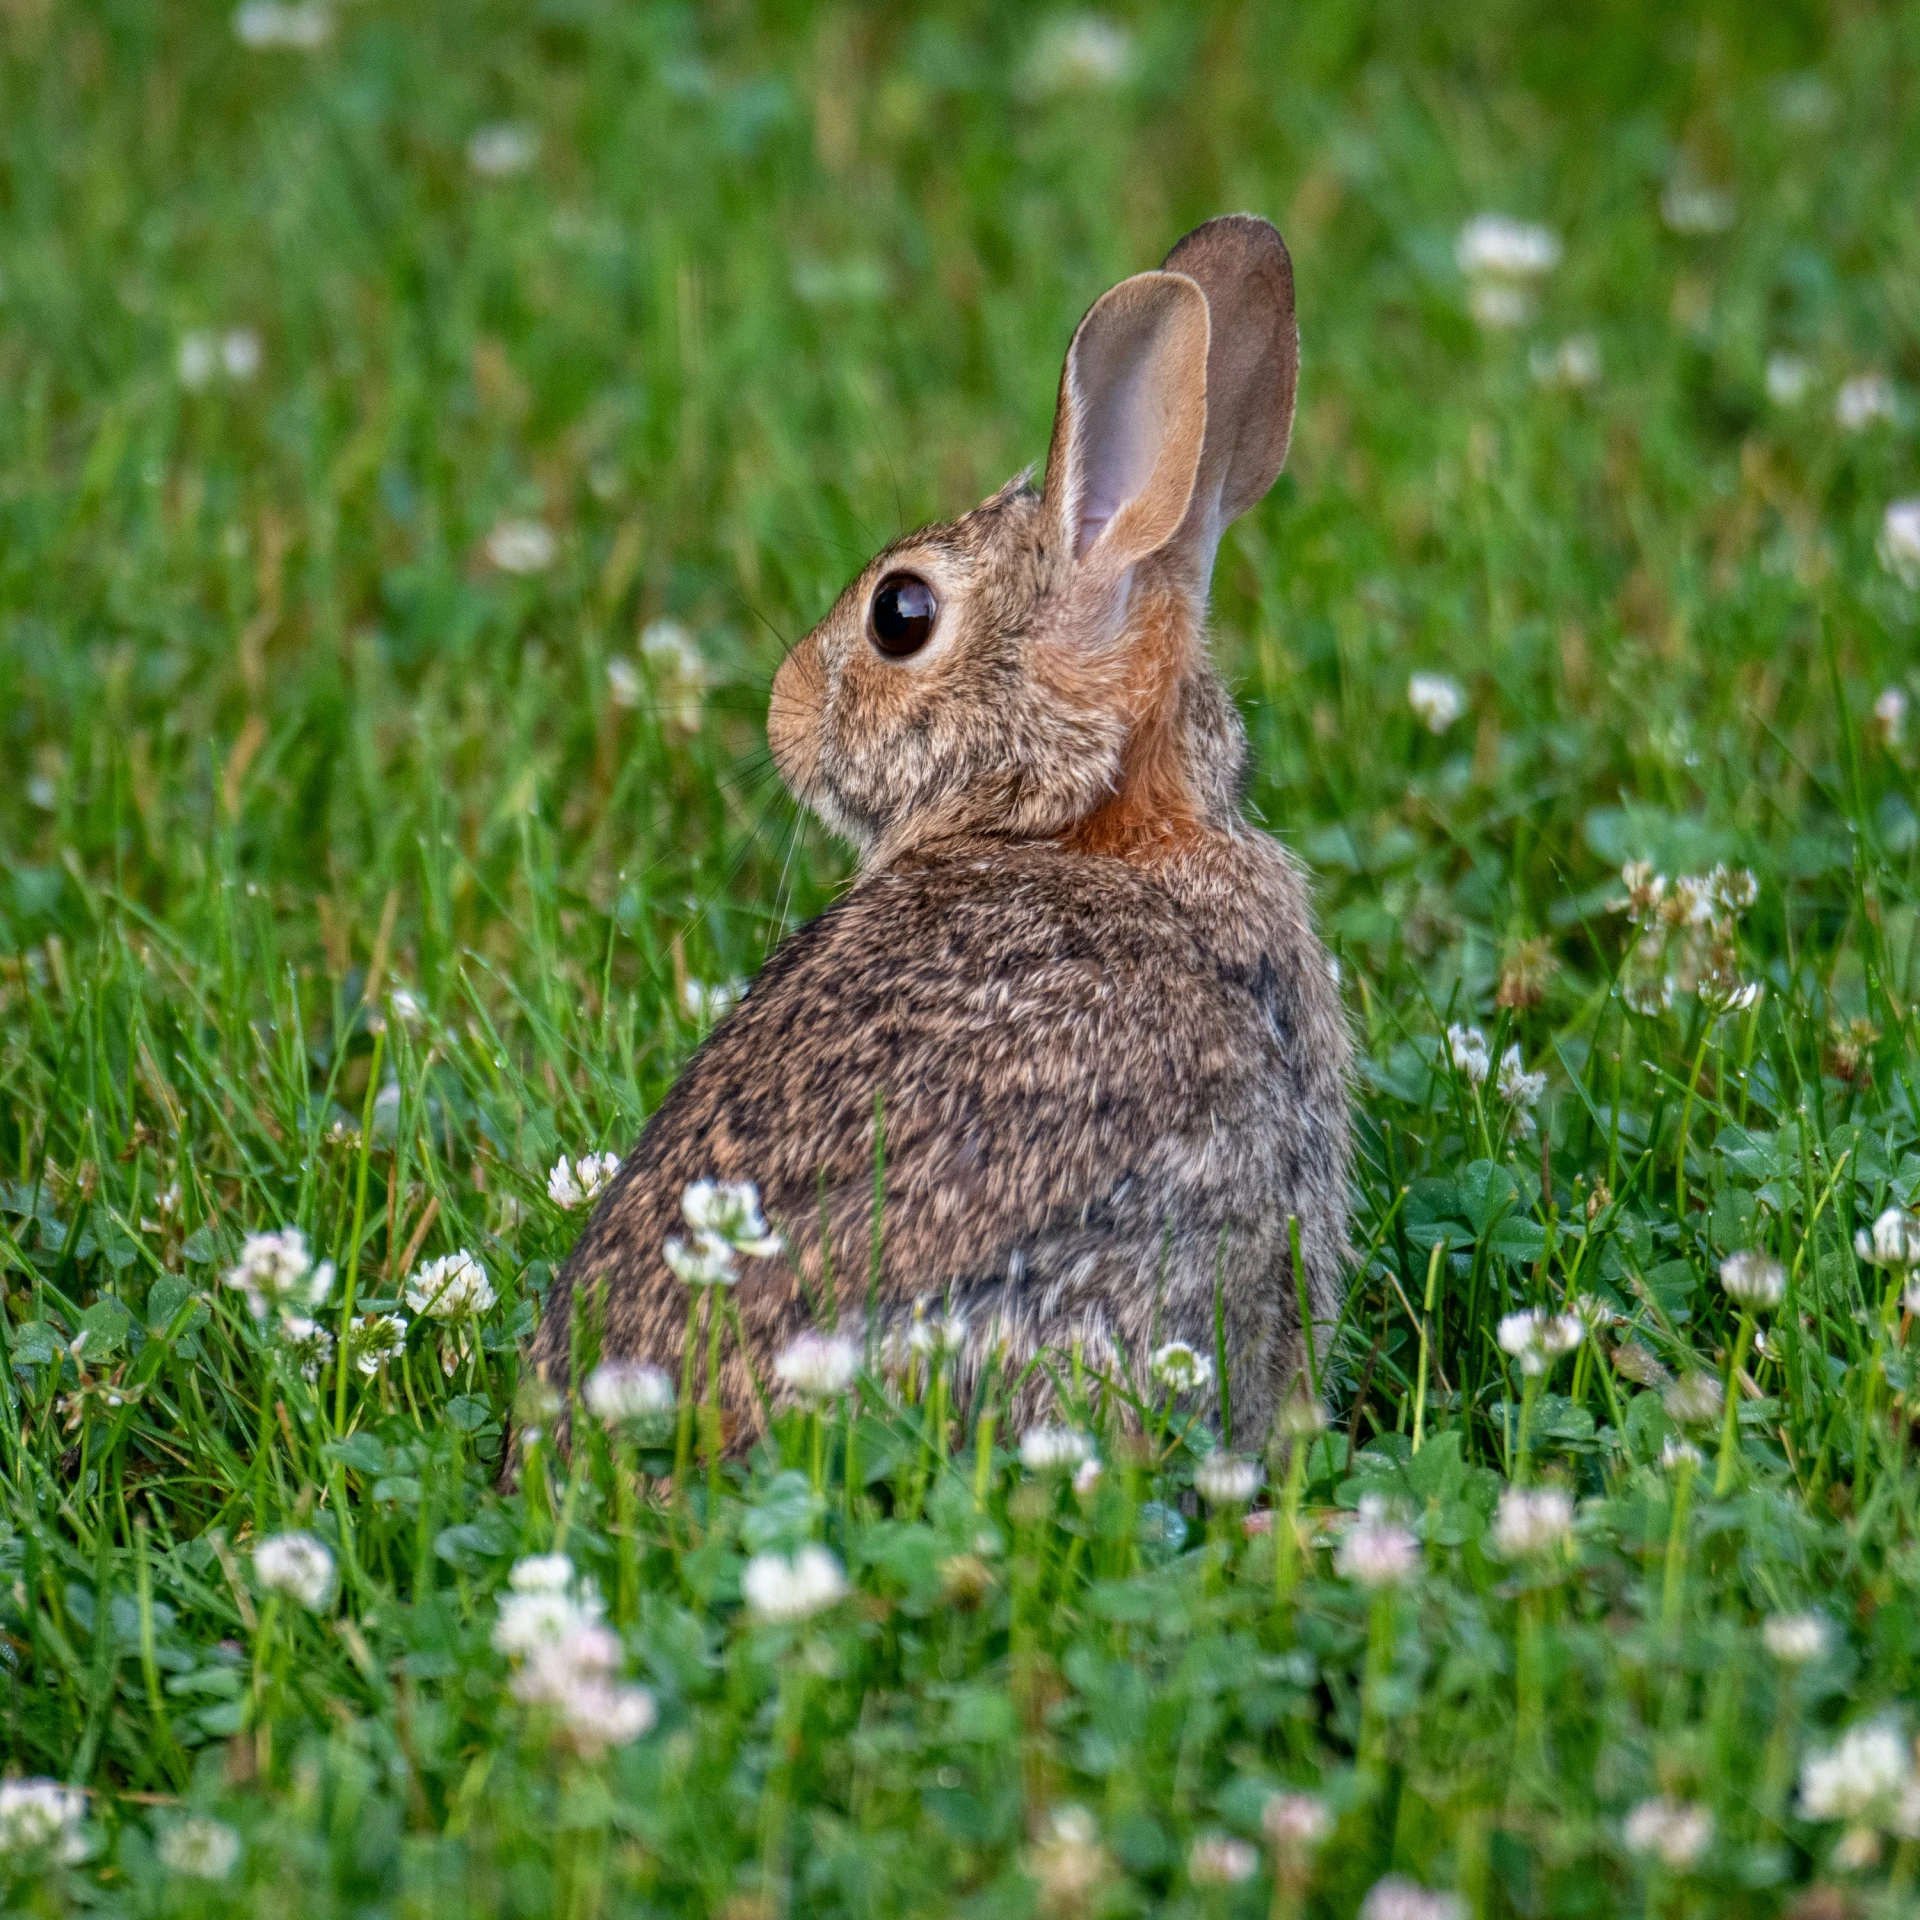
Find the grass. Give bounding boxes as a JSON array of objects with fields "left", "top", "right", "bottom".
[{"left": 4, "top": 0, "right": 1920, "bottom": 1912}]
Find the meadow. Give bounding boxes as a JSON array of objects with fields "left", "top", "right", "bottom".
[{"left": 4, "top": 0, "right": 1920, "bottom": 1912}]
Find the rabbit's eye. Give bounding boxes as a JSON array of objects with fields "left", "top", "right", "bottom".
[{"left": 869, "top": 573, "right": 939, "bottom": 659}]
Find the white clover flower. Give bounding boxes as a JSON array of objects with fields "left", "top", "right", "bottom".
[
  {"left": 1543, "top": 1314, "right": 1583, "bottom": 1355},
  {"left": 493, "top": 1556, "right": 603, "bottom": 1658},
  {"left": 467, "top": 122, "right": 539, "bottom": 178},
  {"left": 1569, "top": 1293, "right": 1620, "bottom": 1332},
  {"left": 1719, "top": 1250, "right": 1785, "bottom": 1310},
  {"left": 548, "top": 1151, "right": 620, "bottom": 1210},
  {"left": 220, "top": 329, "right": 261, "bottom": 381},
  {"left": 0, "top": 1780, "right": 86, "bottom": 1863},
  {"left": 157, "top": 1815, "right": 240, "bottom": 1880},
  {"left": 907, "top": 1306, "right": 969, "bottom": 1361},
  {"left": 1497, "top": 1308, "right": 1582, "bottom": 1377},
  {"left": 1359, "top": 1874, "right": 1466, "bottom": 1920},
  {"left": 1072, "top": 1457, "right": 1104, "bottom": 1500},
  {"left": 277, "top": 1315, "right": 334, "bottom": 1382},
  {"left": 1837, "top": 373, "right": 1897, "bottom": 432},
  {"left": 1150, "top": 1340, "right": 1214, "bottom": 1395},
  {"left": 510, "top": 1617, "right": 655, "bottom": 1748},
  {"left": 493, "top": 1565, "right": 652, "bottom": 1753},
  {"left": 1048, "top": 1804, "right": 1099, "bottom": 1845},
  {"left": 1020, "top": 1425, "right": 1095, "bottom": 1474},
  {"left": 509, "top": 1553, "right": 576, "bottom": 1594},
  {"left": 405, "top": 1250, "right": 494, "bottom": 1321},
  {"left": 1620, "top": 856, "right": 1663, "bottom": 912},
  {"left": 583, "top": 1359, "right": 674, "bottom": 1424},
  {"left": 1497, "top": 1045, "right": 1546, "bottom": 1110},
  {"left": 223, "top": 1228, "right": 332, "bottom": 1320},
  {"left": 1447, "top": 1023, "right": 1490, "bottom": 1088},
  {"left": 1662, "top": 1373, "right": 1723, "bottom": 1427},
  {"left": 1856, "top": 1206, "right": 1920, "bottom": 1269},
  {"left": 1021, "top": 13, "right": 1132, "bottom": 96},
  {"left": 1529, "top": 334, "right": 1601, "bottom": 390},
  {"left": 1799, "top": 1721, "right": 1914, "bottom": 1827},
  {"left": 1875, "top": 684, "right": 1911, "bottom": 744},
  {"left": 1193, "top": 1452, "right": 1262, "bottom": 1506},
  {"left": 345, "top": 1311, "right": 407, "bottom": 1376},
  {"left": 605, "top": 656, "right": 642, "bottom": 709},
  {"left": 231, "top": 1, "right": 331, "bottom": 47},
  {"left": 1660, "top": 1437, "right": 1704, "bottom": 1473},
  {"left": 1029, "top": 1804, "right": 1109, "bottom": 1907},
  {"left": 1409, "top": 672, "right": 1466, "bottom": 735},
  {"left": 1763, "top": 1612, "right": 1830, "bottom": 1665},
  {"left": 773, "top": 1331, "right": 858, "bottom": 1403},
  {"left": 1279, "top": 1390, "right": 1330, "bottom": 1439},
  {"left": 1335, "top": 1496, "right": 1419, "bottom": 1589},
  {"left": 1665, "top": 873, "right": 1715, "bottom": 927},
  {"left": 1623, "top": 1797, "right": 1714, "bottom": 1870},
  {"left": 1456, "top": 214, "right": 1561, "bottom": 280},
  {"left": 1263, "top": 1792, "right": 1331, "bottom": 1854},
  {"left": 1876, "top": 501, "right": 1920, "bottom": 590},
  {"left": 484, "top": 518, "right": 557, "bottom": 575},
  {"left": 1188, "top": 1833, "right": 1259, "bottom": 1886},
  {"left": 682, "top": 1179, "right": 782, "bottom": 1256},
  {"left": 553, "top": 1672, "right": 657, "bottom": 1750},
  {"left": 1707, "top": 864, "right": 1758, "bottom": 915},
  {"left": 493, "top": 1590, "right": 585, "bottom": 1656},
  {"left": 636, "top": 619, "right": 710, "bottom": 734},
  {"left": 253, "top": 1532, "right": 336, "bottom": 1611},
  {"left": 382, "top": 985, "right": 424, "bottom": 1027},
  {"left": 1493, "top": 1485, "right": 1574, "bottom": 1560},
  {"left": 1660, "top": 180, "right": 1735, "bottom": 235},
  {"left": 1765, "top": 353, "right": 1811, "bottom": 407},
  {"left": 681, "top": 978, "right": 740, "bottom": 1023},
  {"left": 1699, "top": 977, "right": 1762, "bottom": 1019},
  {"left": 741, "top": 1544, "right": 848, "bottom": 1623},
  {"left": 664, "top": 1233, "right": 737, "bottom": 1288},
  {"left": 640, "top": 616, "right": 704, "bottom": 677}
]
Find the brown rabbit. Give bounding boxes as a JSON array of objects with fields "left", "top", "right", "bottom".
[{"left": 531, "top": 215, "right": 1350, "bottom": 1446}]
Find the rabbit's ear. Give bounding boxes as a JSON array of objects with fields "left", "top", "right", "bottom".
[
  {"left": 1042, "top": 270, "right": 1211, "bottom": 574},
  {"left": 1158, "top": 214, "right": 1298, "bottom": 577}
]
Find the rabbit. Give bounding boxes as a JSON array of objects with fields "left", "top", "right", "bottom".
[{"left": 530, "top": 214, "right": 1351, "bottom": 1449}]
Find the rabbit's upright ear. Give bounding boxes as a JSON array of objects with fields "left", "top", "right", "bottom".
[
  {"left": 1042, "top": 271, "right": 1211, "bottom": 576},
  {"left": 1158, "top": 214, "right": 1298, "bottom": 580}
]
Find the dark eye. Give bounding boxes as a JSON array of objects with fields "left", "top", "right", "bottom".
[{"left": 869, "top": 572, "right": 939, "bottom": 659}]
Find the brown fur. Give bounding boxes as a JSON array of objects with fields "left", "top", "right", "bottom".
[{"left": 530, "top": 215, "right": 1350, "bottom": 1446}]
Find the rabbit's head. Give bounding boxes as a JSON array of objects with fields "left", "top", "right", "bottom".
[{"left": 769, "top": 215, "right": 1298, "bottom": 865}]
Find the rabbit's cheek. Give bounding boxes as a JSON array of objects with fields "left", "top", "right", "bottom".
[{"left": 768, "top": 646, "right": 827, "bottom": 796}]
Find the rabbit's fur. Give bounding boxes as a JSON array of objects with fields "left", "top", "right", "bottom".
[{"left": 531, "top": 215, "right": 1350, "bottom": 1444}]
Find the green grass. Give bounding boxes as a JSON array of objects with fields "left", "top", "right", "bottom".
[{"left": 5, "top": 0, "right": 1920, "bottom": 1912}]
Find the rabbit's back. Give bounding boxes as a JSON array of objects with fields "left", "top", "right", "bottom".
[{"left": 534, "top": 828, "right": 1348, "bottom": 1438}]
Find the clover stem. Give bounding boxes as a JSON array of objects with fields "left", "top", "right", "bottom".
[
  {"left": 703, "top": 1283, "right": 724, "bottom": 1519},
  {"left": 1660, "top": 1453, "right": 1695, "bottom": 1634},
  {"left": 1675, "top": 1026, "right": 1712, "bottom": 1222},
  {"left": 1713, "top": 1312, "right": 1755, "bottom": 1498}
]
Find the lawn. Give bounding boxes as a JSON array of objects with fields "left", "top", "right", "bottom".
[{"left": 4, "top": 0, "right": 1920, "bottom": 1913}]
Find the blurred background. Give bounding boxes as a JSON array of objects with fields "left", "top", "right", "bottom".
[{"left": 1, "top": 0, "right": 1915, "bottom": 1100}]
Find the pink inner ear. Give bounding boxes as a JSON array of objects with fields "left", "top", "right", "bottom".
[
  {"left": 1069, "top": 301, "right": 1185, "bottom": 561},
  {"left": 1074, "top": 361, "right": 1161, "bottom": 558}
]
